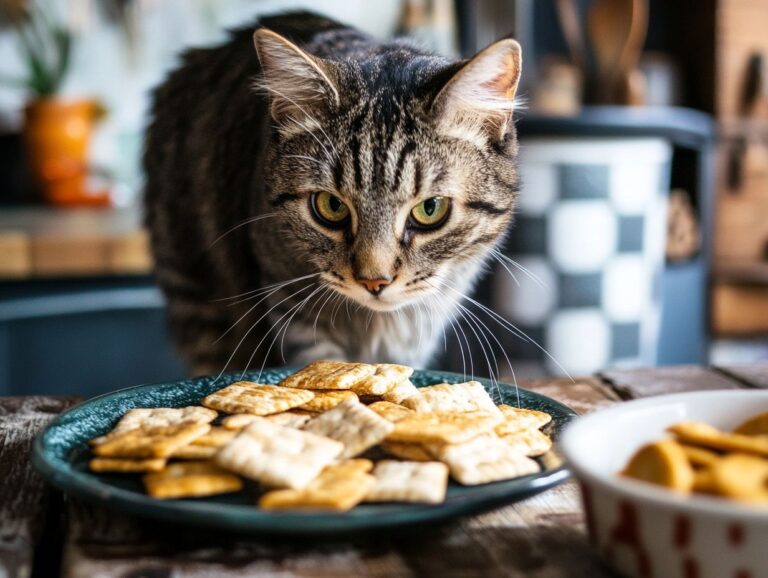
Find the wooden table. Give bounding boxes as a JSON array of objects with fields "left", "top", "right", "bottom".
[{"left": 3, "top": 363, "right": 766, "bottom": 578}]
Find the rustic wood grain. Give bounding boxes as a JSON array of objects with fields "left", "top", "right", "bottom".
[
  {"left": 716, "top": 364, "right": 768, "bottom": 389},
  {"left": 61, "top": 377, "right": 617, "bottom": 578},
  {"left": 0, "top": 396, "right": 79, "bottom": 578},
  {"left": 601, "top": 365, "right": 741, "bottom": 399}
]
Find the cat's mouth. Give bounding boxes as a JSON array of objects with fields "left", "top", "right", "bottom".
[{"left": 321, "top": 274, "right": 430, "bottom": 313}]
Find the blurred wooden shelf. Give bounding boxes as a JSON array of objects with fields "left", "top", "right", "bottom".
[{"left": 0, "top": 205, "right": 152, "bottom": 280}]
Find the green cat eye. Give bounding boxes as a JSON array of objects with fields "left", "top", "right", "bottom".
[
  {"left": 410, "top": 196, "right": 451, "bottom": 229},
  {"left": 310, "top": 191, "right": 350, "bottom": 228}
]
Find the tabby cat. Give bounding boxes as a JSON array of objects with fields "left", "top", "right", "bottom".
[{"left": 144, "top": 11, "right": 522, "bottom": 376}]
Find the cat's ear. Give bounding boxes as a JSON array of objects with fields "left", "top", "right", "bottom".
[
  {"left": 253, "top": 28, "right": 340, "bottom": 127},
  {"left": 432, "top": 38, "right": 522, "bottom": 145}
]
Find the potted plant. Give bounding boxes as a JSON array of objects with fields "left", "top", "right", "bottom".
[{"left": 0, "top": 1, "right": 108, "bottom": 205}]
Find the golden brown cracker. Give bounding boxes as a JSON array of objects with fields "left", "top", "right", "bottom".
[
  {"left": 89, "top": 457, "right": 167, "bottom": 473},
  {"left": 668, "top": 421, "right": 768, "bottom": 456},
  {"left": 278, "top": 361, "right": 376, "bottom": 390},
  {"left": 380, "top": 441, "right": 433, "bottom": 462},
  {"left": 214, "top": 417, "right": 343, "bottom": 489},
  {"left": 365, "top": 460, "right": 448, "bottom": 504},
  {"left": 388, "top": 411, "right": 503, "bottom": 445},
  {"left": 734, "top": 411, "right": 768, "bottom": 437},
  {"left": 709, "top": 453, "right": 768, "bottom": 502},
  {"left": 298, "top": 390, "right": 358, "bottom": 412},
  {"left": 142, "top": 461, "right": 243, "bottom": 499},
  {"left": 621, "top": 439, "right": 694, "bottom": 492},
  {"left": 303, "top": 397, "right": 394, "bottom": 458},
  {"left": 368, "top": 401, "right": 415, "bottom": 422},
  {"left": 680, "top": 444, "right": 720, "bottom": 468},
  {"left": 259, "top": 460, "right": 375, "bottom": 511},
  {"left": 90, "top": 406, "right": 216, "bottom": 445},
  {"left": 202, "top": 382, "right": 314, "bottom": 416},
  {"left": 93, "top": 422, "right": 211, "bottom": 459}
]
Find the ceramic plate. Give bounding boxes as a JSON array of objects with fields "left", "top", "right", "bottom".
[{"left": 33, "top": 369, "right": 576, "bottom": 535}]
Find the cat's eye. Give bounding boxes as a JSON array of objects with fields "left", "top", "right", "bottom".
[
  {"left": 409, "top": 196, "right": 451, "bottom": 229},
  {"left": 310, "top": 192, "right": 350, "bottom": 228}
]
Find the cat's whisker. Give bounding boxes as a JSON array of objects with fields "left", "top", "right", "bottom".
[
  {"left": 215, "top": 282, "right": 315, "bottom": 380},
  {"left": 249, "top": 283, "right": 327, "bottom": 380},
  {"left": 437, "top": 278, "right": 574, "bottom": 381},
  {"left": 312, "top": 287, "right": 337, "bottom": 341},
  {"left": 208, "top": 213, "right": 279, "bottom": 248},
  {"left": 215, "top": 272, "right": 319, "bottom": 304},
  {"left": 278, "top": 285, "right": 327, "bottom": 364},
  {"left": 427, "top": 280, "right": 499, "bottom": 397},
  {"left": 491, "top": 249, "right": 547, "bottom": 289},
  {"left": 489, "top": 250, "right": 520, "bottom": 287},
  {"left": 213, "top": 283, "right": 285, "bottom": 345},
  {"left": 283, "top": 154, "right": 325, "bottom": 166}
]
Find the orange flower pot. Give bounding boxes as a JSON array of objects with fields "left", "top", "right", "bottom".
[{"left": 23, "top": 98, "right": 109, "bottom": 206}]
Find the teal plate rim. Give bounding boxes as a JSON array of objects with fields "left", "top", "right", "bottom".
[{"left": 32, "top": 369, "right": 577, "bottom": 535}]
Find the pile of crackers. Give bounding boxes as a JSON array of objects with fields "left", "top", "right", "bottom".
[
  {"left": 622, "top": 411, "right": 768, "bottom": 503},
  {"left": 88, "top": 361, "right": 553, "bottom": 511}
]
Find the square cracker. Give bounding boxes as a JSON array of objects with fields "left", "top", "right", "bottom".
[
  {"left": 221, "top": 411, "right": 314, "bottom": 430},
  {"left": 215, "top": 417, "right": 343, "bottom": 489},
  {"left": 143, "top": 461, "right": 243, "bottom": 499},
  {"left": 352, "top": 364, "right": 414, "bottom": 395},
  {"left": 429, "top": 435, "right": 540, "bottom": 485},
  {"left": 382, "top": 379, "right": 419, "bottom": 404},
  {"left": 172, "top": 427, "right": 237, "bottom": 460},
  {"left": 388, "top": 411, "right": 503, "bottom": 445},
  {"left": 365, "top": 460, "right": 448, "bottom": 504},
  {"left": 278, "top": 361, "right": 376, "bottom": 390},
  {"left": 202, "top": 382, "right": 314, "bottom": 416},
  {"left": 497, "top": 428, "right": 552, "bottom": 457},
  {"left": 89, "top": 457, "right": 167, "bottom": 473},
  {"left": 90, "top": 406, "right": 217, "bottom": 446},
  {"left": 402, "top": 381, "right": 501, "bottom": 416},
  {"left": 93, "top": 422, "right": 211, "bottom": 459},
  {"left": 299, "top": 390, "right": 358, "bottom": 412},
  {"left": 259, "top": 459, "right": 375, "bottom": 511},
  {"left": 380, "top": 441, "right": 433, "bottom": 462},
  {"left": 368, "top": 401, "right": 415, "bottom": 422},
  {"left": 303, "top": 397, "right": 394, "bottom": 458},
  {"left": 495, "top": 405, "right": 552, "bottom": 436}
]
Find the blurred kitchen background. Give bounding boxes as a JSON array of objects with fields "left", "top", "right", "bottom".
[{"left": 0, "top": 0, "right": 766, "bottom": 396}]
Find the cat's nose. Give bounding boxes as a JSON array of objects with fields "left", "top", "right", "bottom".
[{"left": 357, "top": 277, "right": 391, "bottom": 296}]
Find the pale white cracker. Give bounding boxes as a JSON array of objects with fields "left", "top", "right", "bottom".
[
  {"left": 365, "top": 460, "right": 449, "bottom": 504},
  {"left": 402, "top": 381, "right": 501, "bottom": 416},
  {"left": 214, "top": 417, "right": 343, "bottom": 489},
  {"left": 382, "top": 379, "right": 419, "bottom": 404},
  {"left": 352, "top": 364, "right": 414, "bottom": 395},
  {"left": 497, "top": 428, "right": 553, "bottom": 457},
  {"left": 278, "top": 361, "right": 376, "bottom": 390},
  {"left": 430, "top": 435, "right": 540, "bottom": 485},
  {"left": 303, "top": 397, "right": 394, "bottom": 458},
  {"left": 202, "top": 382, "right": 314, "bottom": 415},
  {"left": 495, "top": 404, "right": 552, "bottom": 436}
]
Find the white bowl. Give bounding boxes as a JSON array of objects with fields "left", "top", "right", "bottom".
[{"left": 561, "top": 390, "right": 768, "bottom": 578}]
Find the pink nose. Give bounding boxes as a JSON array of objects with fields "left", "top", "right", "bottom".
[{"left": 357, "top": 278, "right": 391, "bottom": 296}]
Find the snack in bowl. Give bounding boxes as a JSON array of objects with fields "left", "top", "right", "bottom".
[
  {"left": 621, "top": 411, "right": 768, "bottom": 503},
  {"left": 561, "top": 390, "right": 768, "bottom": 578},
  {"left": 85, "top": 360, "right": 555, "bottom": 510}
]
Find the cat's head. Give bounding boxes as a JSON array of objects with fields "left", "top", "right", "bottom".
[{"left": 254, "top": 28, "right": 521, "bottom": 312}]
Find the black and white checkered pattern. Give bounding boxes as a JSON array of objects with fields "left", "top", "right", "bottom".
[{"left": 492, "top": 139, "right": 671, "bottom": 375}]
